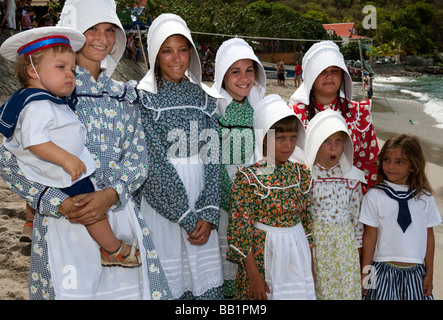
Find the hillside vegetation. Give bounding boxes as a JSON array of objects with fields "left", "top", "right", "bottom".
[
  {"left": 51, "top": 0, "right": 442, "bottom": 57},
  {"left": 140, "top": 0, "right": 442, "bottom": 56}
]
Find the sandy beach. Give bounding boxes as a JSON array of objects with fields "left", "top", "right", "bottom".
[{"left": 0, "top": 75, "right": 442, "bottom": 300}]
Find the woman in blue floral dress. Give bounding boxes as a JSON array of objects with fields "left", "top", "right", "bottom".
[
  {"left": 0, "top": 0, "right": 170, "bottom": 300},
  {"left": 135, "top": 14, "right": 224, "bottom": 300}
]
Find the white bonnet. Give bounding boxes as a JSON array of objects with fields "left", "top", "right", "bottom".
[
  {"left": 0, "top": 26, "right": 85, "bottom": 61},
  {"left": 57, "top": 0, "right": 126, "bottom": 77},
  {"left": 289, "top": 41, "right": 353, "bottom": 106},
  {"left": 213, "top": 38, "right": 266, "bottom": 115},
  {"left": 252, "top": 94, "right": 305, "bottom": 164},
  {"left": 304, "top": 109, "right": 353, "bottom": 173},
  {"left": 137, "top": 13, "right": 206, "bottom": 95}
]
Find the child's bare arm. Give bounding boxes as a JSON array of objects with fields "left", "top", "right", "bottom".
[
  {"left": 244, "top": 250, "right": 270, "bottom": 300},
  {"left": 423, "top": 227, "right": 435, "bottom": 297},
  {"left": 361, "top": 225, "right": 377, "bottom": 295},
  {"left": 28, "top": 141, "right": 86, "bottom": 181}
]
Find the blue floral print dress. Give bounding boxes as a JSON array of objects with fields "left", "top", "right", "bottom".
[
  {"left": 135, "top": 78, "right": 224, "bottom": 299},
  {"left": 0, "top": 66, "right": 170, "bottom": 300}
]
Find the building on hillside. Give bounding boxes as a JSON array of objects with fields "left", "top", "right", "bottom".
[{"left": 322, "top": 22, "right": 370, "bottom": 45}]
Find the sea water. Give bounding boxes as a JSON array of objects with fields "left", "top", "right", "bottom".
[{"left": 372, "top": 75, "right": 443, "bottom": 129}]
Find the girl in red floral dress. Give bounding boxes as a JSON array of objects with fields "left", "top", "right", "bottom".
[{"left": 289, "top": 41, "right": 379, "bottom": 191}]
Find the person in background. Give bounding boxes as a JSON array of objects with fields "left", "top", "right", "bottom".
[
  {"left": 42, "top": 6, "right": 57, "bottom": 26},
  {"left": 294, "top": 61, "right": 302, "bottom": 88},
  {"left": 20, "top": 6, "right": 35, "bottom": 30},
  {"left": 0, "top": 2, "right": 7, "bottom": 33},
  {"left": 126, "top": 32, "right": 136, "bottom": 63},
  {"left": 5, "top": 0, "right": 16, "bottom": 32},
  {"left": 0, "top": 26, "right": 142, "bottom": 268}
]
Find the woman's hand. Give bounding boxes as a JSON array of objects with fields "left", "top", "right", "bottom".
[
  {"left": 60, "top": 188, "right": 119, "bottom": 226},
  {"left": 187, "top": 220, "right": 212, "bottom": 245}
]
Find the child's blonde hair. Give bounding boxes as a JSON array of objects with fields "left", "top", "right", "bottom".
[
  {"left": 15, "top": 45, "right": 75, "bottom": 87},
  {"left": 376, "top": 133, "right": 433, "bottom": 197}
]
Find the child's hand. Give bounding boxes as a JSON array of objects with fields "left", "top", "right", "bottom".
[
  {"left": 248, "top": 272, "right": 270, "bottom": 300},
  {"left": 61, "top": 154, "right": 87, "bottom": 181},
  {"left": 361, "top": 274, "right": 369, "bottom": 296},
  {"left": 244, "top": 252, "right": 270, "bottom": 300},
  {"left": 423, "top": 273, "right": 433, "bottom": 297},
  {"left": 187, "top": 220, "right": 212, "bottom": 245}
]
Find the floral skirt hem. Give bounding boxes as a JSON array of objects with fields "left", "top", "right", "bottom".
[{"left": 312, "top": 220, "right": 361, "bottom": 300}]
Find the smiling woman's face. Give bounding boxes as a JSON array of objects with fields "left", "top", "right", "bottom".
[
  {"left": 223, "top": 59, "right": 256, "bottom": 102},
  {"left": 76, "top": 23, "right": 116, "bottom": 70},
  {"left": 157, "top": 34, "right": 191, "bottom": 83}
]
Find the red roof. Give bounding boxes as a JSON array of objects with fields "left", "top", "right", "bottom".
[{"left": 323, "top": 23, "right": 364, "bottom": 38}]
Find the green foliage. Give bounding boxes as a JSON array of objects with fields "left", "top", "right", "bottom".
[
  {"left": 141, "top": 0, "right": 330, "bottom": 48},
  {"left": 340, "top": 41, "right": 368, "bottom": 61},
  {"left": 51, "top": 0, "right": 442, "bottom": 56},
  {"left": 388, "top": 2, "right": 436, "bottom": 55}
]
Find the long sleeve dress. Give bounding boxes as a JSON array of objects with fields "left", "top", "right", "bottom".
[
  {"left": 310, "top": 163, "right": 364, "bottom": 300},
  {"left": 136, "top": 78, "right": 224, "bottom": 299},
  {"left": 226, "top": 160, "right": 315, "bottom": 300},
  {"left": 217, "top": 98, "right": 255, "bottom": 296},
  {"left": 291, "top": 98, "right": 379, "bottom": 191},
  {"left": 0, "top": 66, "right": 170, "bottom": 300}
]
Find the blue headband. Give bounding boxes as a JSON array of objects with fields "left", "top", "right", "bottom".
[{"left": 17, "top": 35, "right": 71, "bottom": 57}]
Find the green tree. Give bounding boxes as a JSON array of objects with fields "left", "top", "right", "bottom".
[{"left": 390, "top": 2, "right": 436, "bottom": 55}]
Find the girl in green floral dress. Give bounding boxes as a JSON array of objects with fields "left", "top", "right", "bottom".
[
  {"left": 226, "top": 94, "right": 315, "bottom": 300},
  {"left": 212, "top": 38, "right": 267, "bottom": 298}
]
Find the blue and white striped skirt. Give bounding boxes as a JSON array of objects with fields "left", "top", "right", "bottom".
[{"left": 363, "top": 262, "right": 434, "bottom": 300}]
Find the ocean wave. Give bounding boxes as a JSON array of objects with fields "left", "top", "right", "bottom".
[
  {"left": 373, "top": 76, "right": 414, "bottom": 83},
  {"left": 372, "top": 83, "right": 397, "bottom": 90},
  {"left": 361, "top": 75, "right": 443, "bottom": 129},
  {"left": 424, "top": 100, "right": 443, "bottom": 129},
  {"left": 400, "top": 89, "right": 430, "bottom": 101}
]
